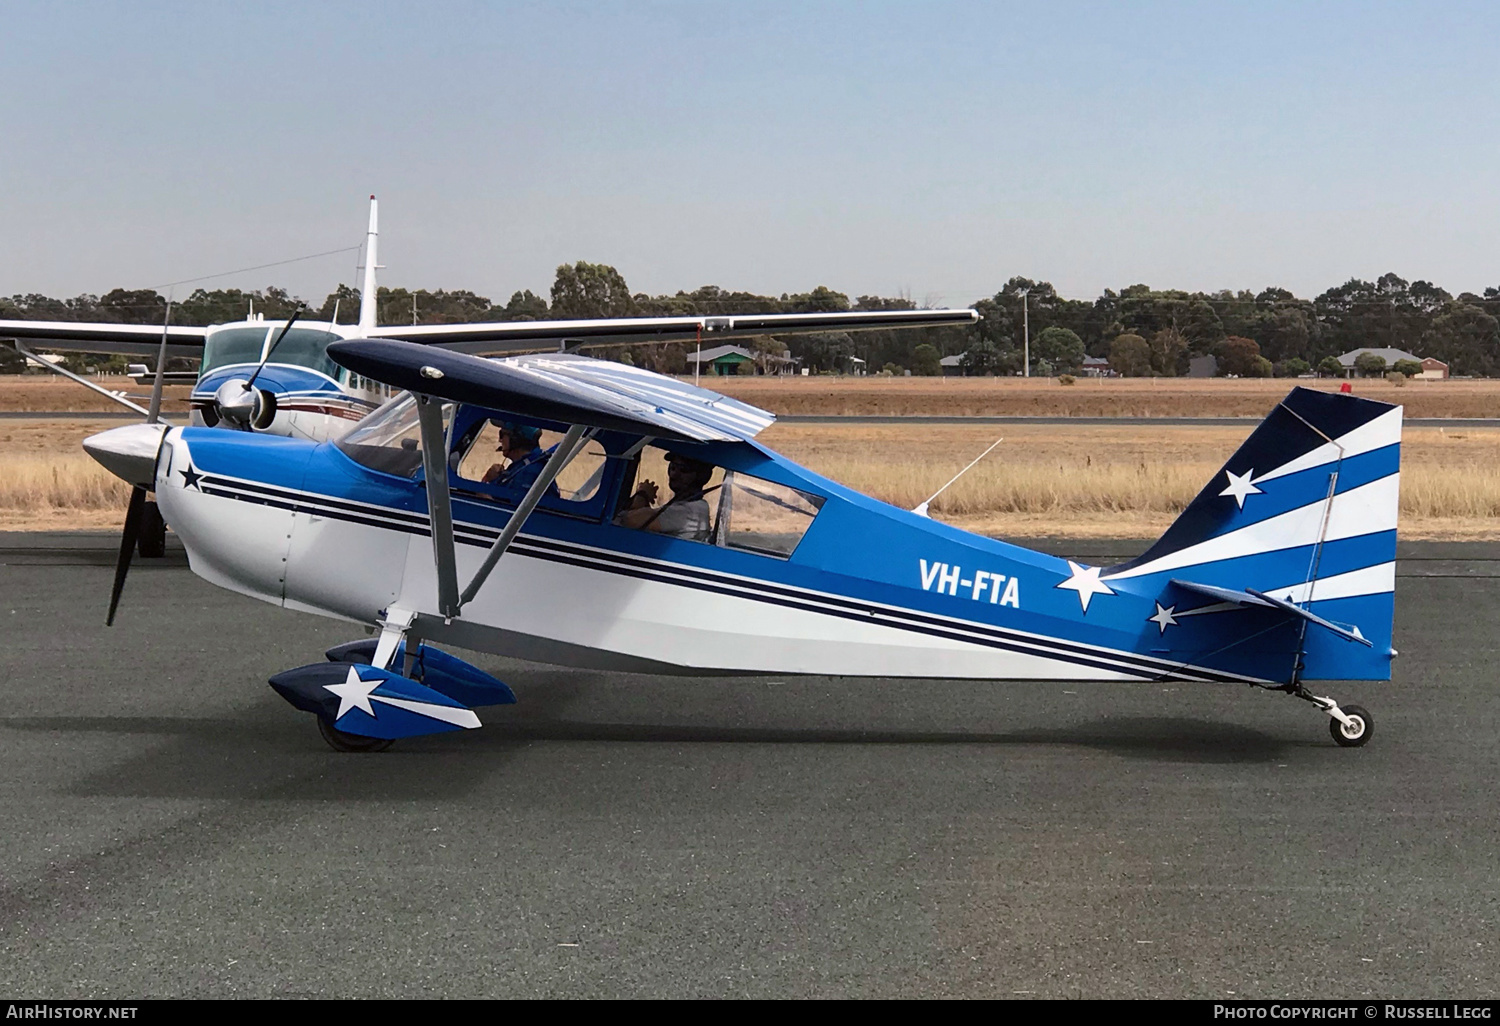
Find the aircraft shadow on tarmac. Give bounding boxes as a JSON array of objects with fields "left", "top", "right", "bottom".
[{"left": 3, "top": 702, "right": 1297, "bottom": 804}]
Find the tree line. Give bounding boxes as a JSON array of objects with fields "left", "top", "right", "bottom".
[{"left": 4, "top": 263, "right": 1499, "bottom": 377}]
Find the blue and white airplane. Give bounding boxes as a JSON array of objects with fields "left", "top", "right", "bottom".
[{"left": 81, "top": 341, "right": 1399, "bottom": 751}]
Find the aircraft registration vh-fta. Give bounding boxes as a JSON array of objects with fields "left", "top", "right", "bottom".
[{"left": 79, "top": 334, "right": 1401, "bottom": 752}]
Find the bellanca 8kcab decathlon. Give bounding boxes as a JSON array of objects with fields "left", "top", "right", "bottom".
[{"left": 81, "top": 341, "right": 1400, "bottom": 752}]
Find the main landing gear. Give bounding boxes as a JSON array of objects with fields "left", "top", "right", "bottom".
[
  {"left": 316, "top": 716, "right": 394, "bottom": 753},
  {"left": 267, "top": 608, "right": 517, "bottom": 753}
]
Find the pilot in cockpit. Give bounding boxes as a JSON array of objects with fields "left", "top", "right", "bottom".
[
  {"left": 482, "top": 421, "right": 550, "bottom": 492},
  {"left": 615, "top": 453, "right": 716, "bottom": 541}
]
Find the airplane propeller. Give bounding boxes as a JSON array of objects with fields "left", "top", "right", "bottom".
[
  {"left": 107, "top": 484, "right": 151, "bottom": 627},
  {"left": 213, "top": 308, "right": 302, "bottom": 430},
  {"left": 96, "top": 303, "right": 176, "bottom": 626}
]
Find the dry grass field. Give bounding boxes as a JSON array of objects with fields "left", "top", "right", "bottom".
[
  {"left": 712, "top": 374, "right": 1500, "bottom": 419},
  {"left": 0, "top": 377, "right": 193, "bottom": 413},
  {"left": 4, "top": 416, "right": 1498, "bottom": 539},
  {"left": 6, "top": 373, "right": 1500, "bottom": 418}
]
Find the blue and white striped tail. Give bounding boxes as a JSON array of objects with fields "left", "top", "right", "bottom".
[{"left": 1107, "top": 387, "right": 1401, "bottom": 682}]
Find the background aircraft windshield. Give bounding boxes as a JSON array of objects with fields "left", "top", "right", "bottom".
[
  {"left": 199, "top": 326, "right": 341, "bottom": 377},
  {"left": 269, "top": 328, "right": 341, "bottom": 377},
  {"left": 199, "top": 327, "right": 268, "bottom": 373}
]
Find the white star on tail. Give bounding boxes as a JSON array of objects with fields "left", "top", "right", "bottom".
[
  {"left": 1056, "top": 561, "right": 1115, "bottom": 613},
  {"left": 1219, "top": 468, "right": 1263, "bottom": 509},
  {"left": 1149, "top": 602, "right": 1179, "bottom": 634},
  {"left": 324, "top": 665, "right": 383, "bottom": 719}
]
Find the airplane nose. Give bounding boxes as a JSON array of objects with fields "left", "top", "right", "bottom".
[{"left": 83, "top": 423, "right": 169, "bottom": 487}]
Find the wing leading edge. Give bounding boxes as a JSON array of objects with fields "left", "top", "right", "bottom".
[
  {"left": 368, "top": 308, "right": 979, "bottom": 355},
  {"left": 1, "top": 308, "right": 978, "bottom": 360},
  {"left": 0, "top": 320, "right": 207, "bottom": 359}
]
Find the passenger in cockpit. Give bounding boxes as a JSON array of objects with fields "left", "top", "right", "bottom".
[
  {"left": 615, "top": 453, "right": 715, "bottom": 541},
  {"left": 482, "top": 422, "right": 550, "bottom": 491}
]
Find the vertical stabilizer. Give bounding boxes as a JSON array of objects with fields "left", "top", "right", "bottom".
[
  {"left": 1105, "top": 387, "right": 1402, "bottom": 681},
  {"left": 358, "top": 196, "right": 379, "bottom": 332}
]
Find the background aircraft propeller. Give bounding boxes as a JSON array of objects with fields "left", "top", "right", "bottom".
[{"left": 213, "top": 307, "right": 302, "bottom": 430}]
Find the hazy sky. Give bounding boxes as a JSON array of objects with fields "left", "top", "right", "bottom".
[{"left": 4, "top": 1, "right": 1497, "bottom": 307}]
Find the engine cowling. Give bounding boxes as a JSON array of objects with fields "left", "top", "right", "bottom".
[{"left": 213, "top": 378, "right": 278, "bottom": 431}]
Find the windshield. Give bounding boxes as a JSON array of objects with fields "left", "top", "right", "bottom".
[
  {"left": 334, "top": 392, "right": 450, "bottom": 478},
  {"left": 268, "top": 327, "right": 341, "bottom": 377},
  {"left": 199, "top": 325, "right": 342, "bottom": 377},
  {"left": 200, "top": 326, "right": 269, "bottom": 374}
]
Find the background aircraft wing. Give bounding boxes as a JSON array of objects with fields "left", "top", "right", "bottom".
[
  {"left": 329, "top": 338, "right": 773, "bottom": 443},
  {"left": 0, "top": 320, "right": 207, "bottom": 359},
  {"left": 364, "top": 308, "right": 979, "bottom": 355}
]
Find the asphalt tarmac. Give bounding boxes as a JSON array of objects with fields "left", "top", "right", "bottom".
[{"left": 1, "top": 536, "right": 1497, "bottom": 999}]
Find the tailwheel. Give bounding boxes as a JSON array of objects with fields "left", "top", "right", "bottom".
[
  {"left": 317, "top": 716, "right": 394, "bottom": 753},
  {"left": 1329, "top": 704, "right": 1373, "bottom": 748}
]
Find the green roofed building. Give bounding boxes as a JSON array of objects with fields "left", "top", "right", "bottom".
[{"left": 684, "top": 344, "right": 799, "bottom": 376}]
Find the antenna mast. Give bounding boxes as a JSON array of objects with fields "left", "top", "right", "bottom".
[
  {"left": 912, "top": 436, "right": 1005, "bottom": 518},
  {"left": 358, "top": 195, "right": 379, "bottom": 332}
]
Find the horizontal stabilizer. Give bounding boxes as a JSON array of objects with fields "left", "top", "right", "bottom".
[
  {"left": 1246, "top": 588, "right": 1372, "bottom": 647},
  {"left": 1169, "top": 578, "right": 1372, "bottom": 647}
]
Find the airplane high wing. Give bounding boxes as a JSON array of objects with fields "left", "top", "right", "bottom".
[
  {"left": 0, "top": 321, "right": 207, "bottom": 359},
  {"left": 0, "top": 307, "right": 976, "bottom": 360},
  {"left": 363, "top": 307, "right": 980, "bottom": 355}
]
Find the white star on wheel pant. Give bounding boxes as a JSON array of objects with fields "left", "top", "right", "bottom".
[
  {"left": 1056, "top": 561, "right": 1115, "bottom": 613},
  {"left": 323, "top": 665, "right": 382, "bottom": 719},
  {"left": 1219, "top": 468, "right": 1263, "bottom": 509}
]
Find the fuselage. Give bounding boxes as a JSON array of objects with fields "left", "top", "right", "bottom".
[{"left": 141, "top": 394, "right": 1397, "bottom": 686}]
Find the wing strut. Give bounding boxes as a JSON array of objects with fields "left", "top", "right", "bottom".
[
  {"left": 458, "top": 423, "right": 594, "bottom": 610},
  {"left": 10, "top": 342, "right": 153, "bottom": 417},
  {"left": 415, "top": 396, "right": 461, "bottom": 618},
  {"left": 411, "top": 389, "right": 597, "bottom": 620}
]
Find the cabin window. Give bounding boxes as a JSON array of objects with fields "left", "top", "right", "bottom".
[
  {"left": 615, "top": 447, "right": 822, "bottom": 557},
  {"left": 452, "top": 421, "right": 607, "bottom": 502},
  {"left": 334, "top": 392, "right": 451, "bottom": 478},
  {"left": 714, "top": 472, "right": 823, "bottom": 558},
  {"left": 446, "top": 413, "right": 613, "bottom": 516}
]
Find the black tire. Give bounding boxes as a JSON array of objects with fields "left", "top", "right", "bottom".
[
  {"left": 1330, "top": 704, "right": 1373, "bottom": 747},
  {"left": 317, "top": 716, "right": 394, "bottom": 753},
  {"left": 138, "top": 500, "right": 167, "bottom": 559}
]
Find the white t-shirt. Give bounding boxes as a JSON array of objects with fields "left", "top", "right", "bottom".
[{"left": 649, "top": 498, "right": 711, "bottom": 541}]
